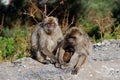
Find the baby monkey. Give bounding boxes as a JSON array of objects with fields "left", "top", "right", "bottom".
[{"left": 63, "top": 46, "right": 75, "bottom": 63}]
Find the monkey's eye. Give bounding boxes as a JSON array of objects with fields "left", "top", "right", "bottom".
[
  {"left": 46, "top": 23, "right": 55, "bottom": 27},
  {"left": 69, "top": 48, "right": 74, "bottom": 51},
  {"left": 65, "top": 35, "right": 69, "bottom": 39},
  {"left": 69, "top": 36, "right": 76, "bottom": 39},
  {"left": 46, "top": 23, "right": 51, "bottom": 26}
]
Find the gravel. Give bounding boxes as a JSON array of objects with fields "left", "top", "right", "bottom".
[{"left": 0, "top": 39, "right": 120, "bottom": 80}]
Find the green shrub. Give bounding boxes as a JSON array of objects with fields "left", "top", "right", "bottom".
[
  {"left": 0, "top": 37, "right": 15, "bottom": 59},
  {"left": 0, "top": 28, "right": 30, "bottom": 62}
]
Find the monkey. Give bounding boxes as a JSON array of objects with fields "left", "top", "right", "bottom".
[
  {"left": 63, "top": 46, "right": 75, "bottom": 63},
  {"left": 55, "top": 27, "right": 92, "bottom": 75},
  {"left": 31, "top": 16, "right": 63, "bottom": 64}
]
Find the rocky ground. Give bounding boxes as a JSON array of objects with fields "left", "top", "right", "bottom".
[{"left": 0, "top": 39, "right": 120, "bottom": 80}]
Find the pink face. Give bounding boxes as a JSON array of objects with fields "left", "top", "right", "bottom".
[
  {"left": 44, "top": 22, "right": 56, "bottom": 34},
  {"left": 47, "top": 23, "right": 55, "bottom": 31}
]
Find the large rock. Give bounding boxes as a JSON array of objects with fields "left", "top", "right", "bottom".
[{"left": 0, "top": 39, "right": 120, "bottom": 80}]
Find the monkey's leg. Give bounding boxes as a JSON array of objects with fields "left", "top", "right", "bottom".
[
  {"left": 36, "top": 51, "right": 51, "bottom": 64},
  {"left": 41, "top": 48, "right": 58, "bottom": 64},
  {"left": 71, "top": 54, "right": 86, "bottom": 75}
]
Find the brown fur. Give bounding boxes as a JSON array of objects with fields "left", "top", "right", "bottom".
[
  {"left": 63, "top": 51, "right": 73, "bottom": 63},
  {"left": 69, "top": 28, "right": 80, "bottom": 35},
  {"left": 48, "top": 17, "right": 54, "bottom": 23}
]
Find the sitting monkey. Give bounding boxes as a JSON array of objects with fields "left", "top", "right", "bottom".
[
  {"left": 31, "top": 16, "right": 63, "bottom": 64},
  {"left": 55, "top": 27, "right": 92, "bottom": 75}
]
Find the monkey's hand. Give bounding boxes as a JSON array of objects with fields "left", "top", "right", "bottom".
[
  {"left": 50, "top": 58, "right": 58, "bottom": 64},
  {"left": 59, "top": 59, "right": 65, "bottom": 65},
  {"left": 39, "top": 59, "right": 51, "bottom": 64},
  {"left": 57, "top": 38, "right": 63, "bottom": 44},
  {"left": 54, "top": 62, "right": 69, "bottom": 69}
]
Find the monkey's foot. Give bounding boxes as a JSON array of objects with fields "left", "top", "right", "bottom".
[
  {"left": 40, "top": 60, "right": 51, "bottom": 64},
  {"left": 71, "top": 68, "right": 78, "bottom": 75},
  {"left": 54, "top": 63, "right": 61, "bottom": 68}
]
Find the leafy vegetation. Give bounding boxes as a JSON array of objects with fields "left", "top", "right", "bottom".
[
  {"left": 0, "top": 28, "right": 30, "bottom": 62},
  {"left": 0, "top": 37, "right": 15, "bottom": 59},
  {"left": 0, "top": 0, "right": 120, "bottom": 62}
]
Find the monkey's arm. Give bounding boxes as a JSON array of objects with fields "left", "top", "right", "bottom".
[
  {"left": 53, "top": 40, "right": 66, "bottom": 64},
  {"left": 31, "top": 23, "right": 42, "bottom": 50},
  {"left": 71, "top": 54, "right": 86, "bottom": 75},
  {"left": 52, "top": 39, "right": 64, "bottom": 55},
  {"left": 54, "top": 47, "right": 65, "bottom": 68},
  {"left": 58, "top": 47, "right": 66, "bottom": 64}
]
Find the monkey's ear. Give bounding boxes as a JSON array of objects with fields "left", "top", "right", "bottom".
[
  {"left": 55, "top": 17, "right": 58, "bottom": 22},
  {"left": 79, "top": 30, "right": 83, "bottom": 35},
  {"left": 54, "top": 17, "right": 58, "bottom": 23},
  {"left": 79, "top": 32, "right": 82, "bottom": 35},
  {"left": 54, "top": 17, "right": 59, "bottom": 25},
  {"left": 42, "top": 16, "right": 48, "bottom": 21},
  {"left": 44, "top": 16, "right": 48, "bottom": 19}
]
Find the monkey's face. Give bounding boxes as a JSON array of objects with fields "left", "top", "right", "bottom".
[
  {"left": 44, "top": 22, "right": 56, "bottom": 34},
  {"left": 65, "top": 27, "right": 83, "bottom": 46},
  {"left": 65, "top": 34, "right": 77, "bottom": 46},
  {"left": 43, "top": 17, "right": 58, "bottom": 34}
]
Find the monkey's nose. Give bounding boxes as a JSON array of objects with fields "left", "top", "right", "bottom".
[{"left": 68, "top": 39, "right": 73, "bottom": 43}]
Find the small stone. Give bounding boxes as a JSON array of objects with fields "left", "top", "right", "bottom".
[
  {"left": 90, "top": 74, "right": 93, "bottom": 77},
  {"left": 23, "top": 65, "right": 26, "bottom": 68},
  {"left": 97, "top": 43, "right": 102, "bottom": 46},
  {"left": 18, "top": 69, "right": 21, "bottom": 72}
]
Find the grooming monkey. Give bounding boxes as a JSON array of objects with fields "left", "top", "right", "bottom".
[
  {"left": 31, "top": 16, "right": 63, "bottom": 64},
  {"left": 56, "top": 27, "right": 92, "bottom": 74}
]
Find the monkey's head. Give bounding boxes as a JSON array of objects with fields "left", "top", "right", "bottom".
[
  {"left": 43, "top": 16, "right": 58, "bottom": 35},
  {"left": 65, "top": 27, "right": 84, "bottom": 46},
  {"left": 63, "top": 44, "right": 75, "bottom": 63}
]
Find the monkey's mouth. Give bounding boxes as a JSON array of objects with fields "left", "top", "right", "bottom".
[
  {"left": 49, "top": 27, "right": 54, "bottom": 31},
  {"left": 47, "top": 29, "right": 54, "bottom": 34}
]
